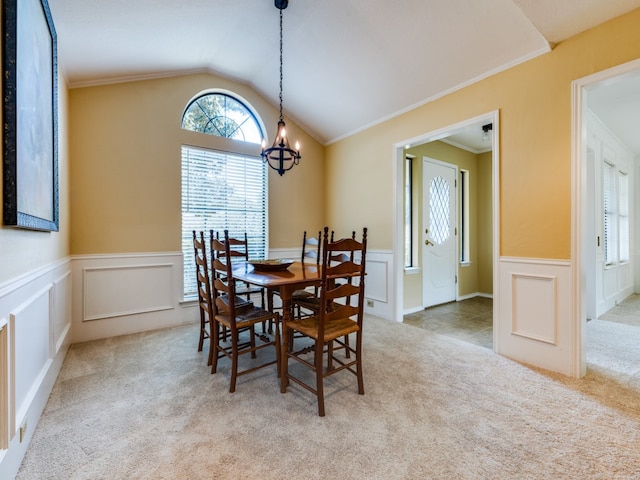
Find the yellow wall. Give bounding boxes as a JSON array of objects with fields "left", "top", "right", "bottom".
[
  {"left": 69, "top": 72, "right": 325, "bottom": 254},
  {"left": 325, "top": 8, "right": 640, "bottom": 260},
  {"left": 0, "top": 68, "right": 70, "bottom": 284}
]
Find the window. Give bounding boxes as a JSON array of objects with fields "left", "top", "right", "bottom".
[
  {"left": 404, "top": 156, "right": 414, "bottom": 268},
  {"left": 181, "top": 91, "right": 267, "bottom": 298},
  {"left": 459, "top": 169, "right": 470, "bottom": 264},
  {"left": 603, "top": 162, "right": 629, "bottom": 266},
  {"left": 182, "top": 92, "right": 262, "bottom": 144},
  {"left": 429, "top": 176, "right": 451, "bottom": 244},
  {"left": 182, "top": 147, "right": 267, "bottom": 297}
]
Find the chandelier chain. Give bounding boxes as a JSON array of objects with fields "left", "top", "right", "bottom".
[{"left": 279, "top": 7, "right": 284, "bottom": 121}]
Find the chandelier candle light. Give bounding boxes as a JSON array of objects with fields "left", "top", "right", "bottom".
[{"left": 261, "top": 0, "right": 301, "bottom": 176}]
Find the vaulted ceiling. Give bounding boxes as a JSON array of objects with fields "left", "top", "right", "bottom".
[{"left": 49, "top": 0, "right": 640, "bottom": 146}]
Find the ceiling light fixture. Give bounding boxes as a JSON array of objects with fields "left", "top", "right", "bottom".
[
  {"left": 261, "top": 0, "right": 301, "bottom": 176},
  {"left": 482, "top": 123, "right": 493, "bottom": 142}
]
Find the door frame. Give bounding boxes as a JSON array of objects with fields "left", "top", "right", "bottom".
[
  {"left": 572, "top": 58, "right": 640, "bottom": 377},
  {"left": 422, "top": 157, "right": 458, "bottom": 308},
  {"left": 392, "top": 110, "right": 500, "bottom": 347}
]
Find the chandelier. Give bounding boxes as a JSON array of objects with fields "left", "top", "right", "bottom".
[{"left": 261, "top": 0, "right": 301, "bottom": 176}]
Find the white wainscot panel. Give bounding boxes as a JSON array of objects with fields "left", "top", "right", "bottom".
[
  {"left": 365, "top": 259, "right": 387, "bottom": 303},
  {"left": 498, "top": 258, "right": 574, "bottom": 376},
  {"left": 83, "top": 264, "right": 173, "bottom": 321},
  {"left": 363, "top": 250, "right": 393, "bottom": 321},
  {"left": 52, "top": 272, "right": 72, "bottom": 355},
  {"left": 11, "top": 286, "right": 52, "bottom": 433},
  {"left": 511, "top": 273, "right": 557, "bottom": 344},
  {"left": 0, "top": 318, "right": 7, "bottom": 450}
]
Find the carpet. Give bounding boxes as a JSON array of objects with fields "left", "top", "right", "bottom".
[{"left": 16, "top": 315, "right": 640, "bottom": 479}]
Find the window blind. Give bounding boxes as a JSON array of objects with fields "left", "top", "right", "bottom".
[
  {"left": 603, "top": 162, "right": 617, "bottom": 265},
  {"left": 618, "top": 171, "right": 629, "bottom": 263},
  {"left": 181, "top": 146, "right": 267, "bottom": 297}
]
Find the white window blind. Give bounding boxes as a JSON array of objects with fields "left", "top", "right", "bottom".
[
  {"left": 603, "top": 162, "right": 617, "bottom": 265},
  {"left": 603, "top": 162, "right": 629, "bottom": 267},
  {"left": 182, "top": 146, "right": 267, "bottom": 297},
  {"left": 618, "top": 171, "right": 629, "bottom": 263}
]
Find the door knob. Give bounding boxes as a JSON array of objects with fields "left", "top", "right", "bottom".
[{"left": 425, "top": 238, "right": 434, "bottom": 246}]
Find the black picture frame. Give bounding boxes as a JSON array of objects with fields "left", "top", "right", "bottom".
[{"left": 2, "top": 0, "right": 58, "bottom": 231}]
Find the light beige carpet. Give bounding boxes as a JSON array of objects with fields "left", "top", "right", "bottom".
[{"left": 17, "top": 314, "right": 640, "bottom": 479}]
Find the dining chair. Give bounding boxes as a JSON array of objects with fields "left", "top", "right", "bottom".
[
  {"left": 292, "top": 229, "right": 356, "bottom": 318},
  {"left": 289, "top": 230, "right": 322, "bottom": 316},
  {"left": 211, "top": 230, "right": 265, "bottom": 309},
  {"left": 210, "top": 230, "right": 281, "bottom": 392},
  {"left": 281, "top": 226, "right": 368, "bottom": 416},
  {"left": 192, "top": 230, "right": 212, "bottom": 357}
]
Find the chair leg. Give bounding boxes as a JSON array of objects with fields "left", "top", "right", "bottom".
[
  {"left": 315, "top": 340, "right": 325, "bottom": 417},
  {"left": 250, "top": 325, "right": 257, "bottom": 359},
  {"left": 198, "top": 308, "right": 206, "bottom": 352},
  {"left": 210, "top": 320, "right": 220, "bottom": 373},
  {"left": 230, "top": 330, "right": 239, "bottom": 393},
  {"left": 275, "top": 316, "right": 282, "bottom": 379},
  {"left": 327, "top": 340, "right": 334, "bottom": 371},
  {"left": 356, "top": 332, "right": 364, "bottom": 395},
  {"left": 280, "top": 324, "right": 289, "bottom": 393}
]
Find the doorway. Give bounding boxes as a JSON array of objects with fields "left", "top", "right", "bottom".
[
  {"left": 394, "top": 111, "right": 499, "bottom": 349},
  {"left": 422, "top": 158, "right": 458, "bottom": 308},
  {"left": 574, "top": 59, "right": 640, "bottom": 376}
]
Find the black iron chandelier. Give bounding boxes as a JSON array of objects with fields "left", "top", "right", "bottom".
[{"left": 261, "top": 0, "right": 301, "bottom": 176}]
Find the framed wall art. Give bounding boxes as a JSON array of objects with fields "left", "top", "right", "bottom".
[{"left": 3, "top": 0, "right": 58, "bottom": 231}]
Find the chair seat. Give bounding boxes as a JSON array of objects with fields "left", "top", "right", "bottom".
[
  {"left": 292, "top": 289, "right": 314, "bottom": 299},
  {"left": 291, "top": 316, "right": 359, "bottom": 342},
  {"left": 219, "top": 294, "right": 254, "bottom": 315},
  {"left": 216, "top": 306, "right": 277, "bottom": 330},
  {"left": 292, "top": 295, "right": 320, "bottom": 310}
]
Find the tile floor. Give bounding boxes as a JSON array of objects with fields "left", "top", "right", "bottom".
[
  {"left": 402, "top": 293, "right": 640, "bottom": 351},
  {"left": 403, "top": 296, "right": 494, "bottom": 349}
]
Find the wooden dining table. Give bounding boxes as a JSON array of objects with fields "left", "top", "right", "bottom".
[{"left": 232, "top": 261, "right": 321, "bottom": 324}]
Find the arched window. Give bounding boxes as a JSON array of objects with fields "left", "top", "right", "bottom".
[
  {"left": 181, "top": 91, "right": 267, "bottom": 297},
  {"left": 181, "top": 92, "right": 262, "bottom": 144}
]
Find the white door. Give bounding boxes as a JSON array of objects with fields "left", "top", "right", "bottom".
[{"left": 422, "top": 158, "right": 457, "bottom": 307}]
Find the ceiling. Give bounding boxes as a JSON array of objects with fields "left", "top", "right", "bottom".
[{"left": 49, "top": 0, "right": 640, "bottom": 147}]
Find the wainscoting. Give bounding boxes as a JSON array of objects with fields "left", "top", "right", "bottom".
[
  {"left": 71, "top": 252, "right": 196, "bottom": 343},
  {"left": 0, "top": 259, "right": 72, "bottom": 479},
  {"left": 497, "top": 257, "right": 576, "bottom": 376}
]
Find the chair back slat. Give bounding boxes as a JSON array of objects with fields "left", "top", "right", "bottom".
[
  {"left": 325, "top": 305, "right": 360, "bottom": 323},
  {"left": 325, "top": 283, "right": 360, "bottom": 301},
  {"left": 301, "top": 230, "right": 322, "bottom": 265},
  {"left": 317, "top": 226, "right": 368, "bottom": 336}
]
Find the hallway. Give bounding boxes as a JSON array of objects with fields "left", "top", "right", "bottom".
[{"left": 403, "top": 296, "right": 493, "bottom": 349}]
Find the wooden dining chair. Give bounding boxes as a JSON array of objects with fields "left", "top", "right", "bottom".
[
  {"left": 281, "top": 226, "right": 368, "bottom": 416},
  {"left": 288, "top": 230, "right": 322, "bottom": 315},
  {"left": 210, "top": 230, "right": 281, "bottom": 392},
  {"left": 292, "top": 229, "right": 356, "bottom": 318},
  {"left": 211, "top": 230, "right": 265, "bottom": 309},
  {"left": 192, "top": 230, "right": 212, "bottom": 357},
  {"left": 194, "top": 230, "right": 254, "bottom": 362}
]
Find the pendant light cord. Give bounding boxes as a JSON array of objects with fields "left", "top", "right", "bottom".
[{"left": 279, "top": 7, "right": 284, "bottom": 122}]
